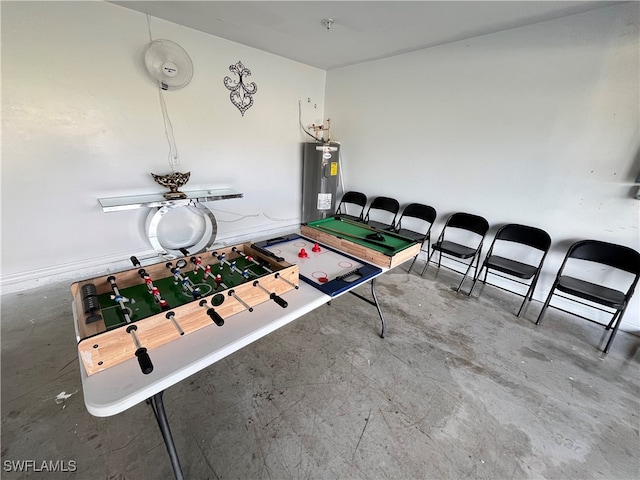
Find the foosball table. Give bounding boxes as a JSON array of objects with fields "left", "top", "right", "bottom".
[{"left": 71, "top": 243, "right": 299, "bottom": 376}]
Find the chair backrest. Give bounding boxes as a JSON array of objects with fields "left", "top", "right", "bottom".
[
  {"left": 446, "top": 212, "right": 489, "bottom": 237},
  {"left": 494, "top": 224, "right": 551, "bottom": 252},
  {"left": 340, "top": 191, "right": 367, "bottom": 208},
  {"left": 400, "top": 203, "right": 437, "bottom": 224},
  {"left": 567, "top": 240, "right": 640, "bottom": 275},
  {"left": 369, "top": 196, "right": 400, "bottom": 215},
  {"left": 364, "top": 196, "right": 400, "bottom": 227},
  {"left": 336, "top": 191, "right": 367, "bottom": 218}
]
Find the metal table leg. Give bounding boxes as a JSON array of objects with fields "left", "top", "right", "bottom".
[
  {"left": 348, "top": 278, "right": 386, "bottom": 338},
  {"left": 148, "top": 391, "right": 184, "bottom": 480}
]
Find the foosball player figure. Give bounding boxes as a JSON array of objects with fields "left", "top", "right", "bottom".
[
  {"left": 139, "top": 269, "right": 171, "bottom": 311},
  {"left": 110, "top": 293, "right": 134, "bottom": 305},
  {"left": 214, "top": 274, "right": 228, "bottom": 290},
  {"left": 150, "top": 286, "right": 171, "bottom": 310},
  {"left": 191, "top": 256, "right": 204, "bottom": 273},
  {"left": 203, "top": 264, "right": 212, "bottom": 280},
  {"left": 180, "top": 278, "right": 202, "bottom": 299}
]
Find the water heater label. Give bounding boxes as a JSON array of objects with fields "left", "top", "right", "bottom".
[
  {"left": 317, "top": 193, "right": 332, "bottom": 210},
  {"left": 330, "top": 162, "right": 338, "bottom": 176}
]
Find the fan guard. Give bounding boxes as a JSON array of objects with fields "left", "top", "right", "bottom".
[{"left": 143, "top": 39, "right": 194, "bottom": 90}]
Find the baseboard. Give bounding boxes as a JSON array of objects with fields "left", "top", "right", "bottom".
[{"left": 0, "top": 248, "right": 159, "bottom": 295}]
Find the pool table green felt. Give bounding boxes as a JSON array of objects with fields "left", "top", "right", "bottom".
[{"left": 305, "top": 217, "right": 416, "bottom": 255}]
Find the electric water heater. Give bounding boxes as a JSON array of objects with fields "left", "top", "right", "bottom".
[{"left": 301, "top": 142, "right": 340, "bottom": 224}]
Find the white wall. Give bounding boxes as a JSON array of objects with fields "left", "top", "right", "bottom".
[
  {"left": 1, "top": 1, "right": 326, "bottom": 289},
  {"left": 2, "top": 2, "right": 639, "bottom": 332},
  {"left": 325, "top": 3, "right": 640, "bottom": 331}
]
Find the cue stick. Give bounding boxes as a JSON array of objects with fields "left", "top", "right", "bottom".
[
  {"left": 310, "top": 225, "right": 397, "bottom": 251},
  {"left": 333, "top": 216, "right": 416, "bottom": 242}
]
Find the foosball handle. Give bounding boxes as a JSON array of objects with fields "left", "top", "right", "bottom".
[
  {"left": 250, "top": 244, "right": 284, "bottom": 262},
  {"left": 135, "top": 347, "right": 154, "bottom": 374},
  {"left": 206, "top": 308, "right": 225, "bottom": 327},
  {"left": 270, "top": 293, "right": 288, "bottom": 308},
  {"left": 179, "top": 248, "right": 190, "bottom": 257},
  {"left": 130, "top": 256, "right": 141, "bottom": 267}
]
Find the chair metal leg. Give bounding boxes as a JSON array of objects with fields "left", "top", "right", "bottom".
[
  {"left": 516, "top": 283, "right": 536, "bottom": 317},
  {"left": 516, "top": 295, "right": 529, "bottom": 317},
  {"left": 605, "top": 310, "right": 620, "bottom": 330},
  {"left": 535, "top": 288, "right": 556, "bottom": 325},
  {"left": 469, "top": 269, "right": 482, "bottom": 296},
  {"left": 420, "top": 249, "right": 435, "bottom": 277},
  {"left": 457, "top": 256, "right": 476, "bottom": 294},
  {"left": 603, "top": 308, "right": 626, "bottom": 354},
  {"left": 149, "top": 391, "right": 184, "bottom": 480},
  {"left": 408, "top": 255, "right": 417, "bottom": 273}
]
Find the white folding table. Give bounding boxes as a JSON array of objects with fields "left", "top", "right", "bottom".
[{"left": 74, "top": 259, "right": 389, "bottom": 479}]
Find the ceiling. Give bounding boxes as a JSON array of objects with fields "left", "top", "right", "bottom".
[{"left": 111, "top": 1, "right": 623, "bottom": 70}]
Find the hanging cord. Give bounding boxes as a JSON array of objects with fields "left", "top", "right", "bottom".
[
  {"left": 159, "top": 89, "right": 179, "bottom": 173},
  {"left": 147, "top": 14, "right": 179, "bottom": 172},
  {"left": 146, "top": 14, "right": 153, "bottom": 42}
]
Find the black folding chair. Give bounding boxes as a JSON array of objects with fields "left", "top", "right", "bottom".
[
  {"left": 470, "top": 224, "right": 551, "bottom": 316},
  {"left": 363, "top": 196, "right": 400, "bottom": 230},
  {"left": 393, "top": 203, "right": 437, "bottom": 273},
  {"left": 335, "top": 191, "right": 367, "bottom": 222},
  {"left": 423, "top": 212, "right": 489, "bottom": 293},
  {"left": 536, "top": 239, "right": 640, "bottom": 354}
]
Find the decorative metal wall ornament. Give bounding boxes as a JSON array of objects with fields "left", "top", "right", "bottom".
[{"left": 223, "top": 61, "right": 257, "bottom": 116}]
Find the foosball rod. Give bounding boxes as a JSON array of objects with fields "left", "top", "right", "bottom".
[
  {"left": 228, "top": 289, "right": 253, "bottom": 312},
  {"left": 106, "top": 276, "right": 154, "bottom": 375},
  {"left": 253, "top": 280, "right": 288, "bottom": 308},
  {"left": 165, "top": 311, "right": 184, "bottom": 336},
  {"left": 213, "top": 252, "right": 251, "bottom": 278},
  {"left": 249, "top": 244, "right": 284, "bottom": 263},
  {"left": 166, "top": 262, "right": 202, "bottom": 299},
  {"left": 275, "top": 272, "right": 299, "bottom": 290},
  {"left": 231, "top": 246, "right": 273, "bottom": 273}
]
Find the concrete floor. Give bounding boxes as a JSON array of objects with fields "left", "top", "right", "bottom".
[{"left": 1, "top": 264, "right": 639, "bottom": 480}]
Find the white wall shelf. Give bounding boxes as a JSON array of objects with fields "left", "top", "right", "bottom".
[{"left": 98, "top": 188, "right": 243, "bottom": 213}]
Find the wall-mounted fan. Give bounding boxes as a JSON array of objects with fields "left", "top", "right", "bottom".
[{"left": 143, "top": 39, "right": 193, "bottom": 91}]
